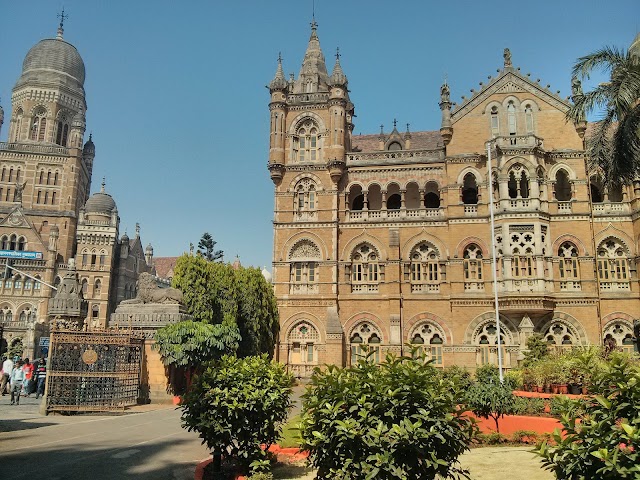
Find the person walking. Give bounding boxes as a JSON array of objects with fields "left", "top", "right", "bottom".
[
  {"left": 1, "top": 356, "right": 13, "bottom": 395},
  {"left": 22, "top": 358, "right": 34, "bottom": 396},
  {"left": 35, "top": 357, "right": 47, "bottom": 399},
  {"left": 10, "top": 360, "right": 25, "bottom": 405}
]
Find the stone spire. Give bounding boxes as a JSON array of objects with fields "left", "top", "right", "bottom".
[
  {"left": 329, "top": 48, "right": 348, "bottom": 86},
  {"left": 439, "top": 81, "right": 453, "bottom": 146},
  {"left": 56, "top": 7, "right": 68, "bottom": 40},
  {"left": 295, "top": 20, "right": 330, "bottom": 93},
  {"left": 0, "top": 101, "right": 4, "bottom": 138},
  {"left": 269, "top": 53, "right": 288, "bottom": 91},
  {"left": 48, "top": 261, "right": 88, "bottom": 328}
]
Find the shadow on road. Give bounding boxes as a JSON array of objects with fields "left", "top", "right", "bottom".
[{"left": 0, "top": 419, "right": 57, "bottom": 433}]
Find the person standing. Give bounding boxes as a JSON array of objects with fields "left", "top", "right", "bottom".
[
  {"left": 35, "top": 357, "right": 47, "bottom": 399},
  {"left": 21, "top": 358, "right": 34, "bottom": 397},
  {"left": 1, "top": 356, "right": 13, "bottom": 395},
  {"left": 10, "top": 360, "right": 25, "bottom": 405}
]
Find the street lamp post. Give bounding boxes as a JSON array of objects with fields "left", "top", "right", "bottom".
[{"left": 486, "top": 140, "right": 504, "bottom": 383}]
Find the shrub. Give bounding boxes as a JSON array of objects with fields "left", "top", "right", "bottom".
[
  {"left": 522, "top": 334, "right": 549, "bottom": 367},
  {"left": 477, "top": 432, "right": 509, "bottom": 445},
  {"left": 511, "top": 396, "right": 545, "bottom": 416},
  {"left": 441, "top": 364, "right": 473, "bottom": 401},
  {"left": 467, "top": 379, "right": 516, "bottom": 433},
  {"left": 511, "top": 430, "right": 538, "bottom": 444},
  {"left": 537, "top": 352, "right": 640, "bottom": 479},
  {"left": 505, "top": 369, "right": 524, "bottom": 390},
  {"left": 181, "top": 355, "right": 294, "bottom": 475},
  {"left": 300, "top": 352, "right": 477, "bottom": 479},
  {"left": 474, "top": 363, "right": 500, "bottom": 383}
]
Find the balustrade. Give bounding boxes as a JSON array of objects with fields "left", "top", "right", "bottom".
[{"left": 352, "top": 283, "right": 379, "bottom": 293}]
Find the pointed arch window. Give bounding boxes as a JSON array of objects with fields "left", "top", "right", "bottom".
[
  {"left": 407, "top": 242, "right": 441, "bottom": 293},
  {"left": 507, "top": 101, "right": 517, "bottom": 135},
  {"left": 294, "top": 179, "right": 318, "bottom": 220},
  {"left": 558, "top": 242, "right": 579, "bottom": 279},
  {"left": 555, "top": 169, "right": 572, "bottom": 201},
  {"left": 350, "top": 322, "right": 382, "bottom": 365},
  {"left": 597, "top": 239, "right": 630, "bottom": 291},
  {"left": 410, "top": 322, "right": 445, "bottom": 367},
  {"left": 34, "top": 276, "right": 41, "bottom": 290},
  {"left": 31, "top": 108, "right": 47, "bottom": 142},
  {"left": 293, "top": 121, "right": 320, "bottom": 162},
  {"left": 289, "top": 239, "right": 321, "bottom": 294},
  {"left": 14, "top": 110, "right": 23, "bottom": 142},
  {"left": 94, "top": 279, "right": 102, "bottom": 297},
  {"left": 544, "top": 321, "right": 578, "bottom": 353},
  {"left": 288, "top": 321, "right": 320, "bottom": 370},
  {"left": 603, "top": 322, "right": 635, "bottom": 354},
  {"left": 475, "top": 321, "right": 509, "bottom": 366},
  {"left": 350, "top": 244, "right": 381, "bottom": 293},
  {"left": 490, "top": 106, "right": 499, "bottom": 136},
  {"left": 512, "top": 247, "right": 535, "bottom": 278},
  {"left": 508, "top": 166, "right": 529, "bottom": 199},
  {"left": 463, "top": 244, "right": 483, "bottom": 290},
  {"left": 462, "top": 173, "right": 478, "bottom": 204},
  {"left": 525, "top": 104, "right": 534, "bottom": 132}
]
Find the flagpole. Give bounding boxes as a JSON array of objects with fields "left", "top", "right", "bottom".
[{"left": 486, "top": 140, "right": 504, "bottom": 383}]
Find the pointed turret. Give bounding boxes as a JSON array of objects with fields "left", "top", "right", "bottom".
[
  {"left": 329, "top": 48, "right": 348, "bottom": 86},
  {"left": 294, "top": 20, "right": 330, "bottom": 93},
  {"left": 269, "top": 53, "right": 288, "bottom": 92},
  {"left": 439, "top": 81, "right": 453, "bottom": 146}
]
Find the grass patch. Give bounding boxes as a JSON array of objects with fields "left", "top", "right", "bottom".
[{"left": 278, "top": 414, "right": 302, "bottom": 448}]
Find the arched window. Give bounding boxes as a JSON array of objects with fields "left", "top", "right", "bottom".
[
  {"left": 56, "top": 114, "right": 70, "bottom": 147},
  {"left": 94, "top": 279, "right": 102, "bottom": 296},
  {"left": 475, "top": 321, "right": 509, "bottom": 366},
  {"left": 44, "top": 191, "right": 49, "bottom": 204},
  {"left": 81, "top": 279, "right": 88, "bottom": 296},
  {"left": 409, "top": 322, "right": 445, "bottom": 367},
  {"left": 508, "top": 166, "right": 529, "bottom": 199},
  {"left": 3, "top": 308, "right": 13, "bottom": 322},
  {"left": 512, "top": 247, "right": 535, "bottom": 278},
  {"left": 19, "top": 310, "right": 27, "bottom": 322},
  {"left": 14, "top": 276, "right": 22, "bottom": 290},
  {"left": 597, "top": 239, "right": 630, "bottom": 291},
  {"left": 507, "top": 101, "right": 517, "bottom": 135},
  {"left": 34, "top": 276, "right": 41, "bottom": 290},
  {"left": 590, "top": 176, "right": 604, "bottom": 203},
  {"left": 544, "top": 321, "right": 578, "bottom": 353},
  {"left": 294, "top": 178, "right": 318, "bottom": 219},
  {"left": 13, "top": 110, "right": 23, "bottom": 142},
  {"left": 9, "top": 235, "right": 16, "bottom": 251},
  {"left": 24, "top": 278, "right": 32, "bottom": 291},
  {"left": 92, "top": 305, "right": 99, "bottom": 319},
  {"left": 289, "top": 240, "right": 321, "bottom": 294},
  {"left": 558, "top": 242, "right": 579, "bottom": 285},
  {"left": 9, "top": 168, "right": 13, "bottom": 182},
  {"left": 293, "top": 120, "right": 320, "bottom": 162},
  {"left": 350, "top": 322, "right": 382, "bottom": 365},
  {"left": 555, "top": 170, "right": 572, "bottom": 201},
  {"left": 423, "top": 182, "right": 440, "bottom": 208},
  {"left": 387, "top": 141, "right": 402, "bottom": 151},
  {"left": 603, "top": 321, "right": 635, "bottom": 353},
  {"left": 524, "top": 104, "right": 534, "bottom": 132},
  {"left": 490, "top": 106, "right": 499, "bottom": 136},
  {"left": 31, "top": 108, "right": 47, "bottom": 142},
  {"left": 408, "top": 242, "right": 440, "bottom": 293},
  {"left": 350, "top": 244, "right": 381, "bottom": 293},
  {"left": 348, "top": 185, "right": 364, "bottom": 211},
  {"left": 288, "top": 321, "right": 320, "bottom": 369},
  {"left": 54, "top": 172, "right": 59, "bottom": 186},
  {"left": 1, "top": 236, "right": 7, "bottom": 250},
  {"left": 52, "top": 192, "right": 57, "bottom": 204},
  {"left": 462, "top": 173, "right": 478, "bottom": 204},
  {"left": 608, "top": 184, "right": 623, "bottom": 203},
  {"left": 463, "top": 244, "right": 483, "bottom": 290}
]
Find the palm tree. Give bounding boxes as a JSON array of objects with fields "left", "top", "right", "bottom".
[{"left": 567, "top": 33, "right": 640, "bottom": 187}]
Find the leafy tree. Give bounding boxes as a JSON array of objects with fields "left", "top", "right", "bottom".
[
  {"left": 235, "top": 267, "right": 279, "bottom": 357},
  {"left": 181, "top": 355, "right": 294, "bottom": 475},
  {"left": 522, "top": 334, "right": 549, "bottom": 367},
  {"left": 538, "top": 352, "right": 640, "bottom": 479},
  {"left": 567, "top": 42, "right": 640, "bottom": 186},
  {"left": 467, "top": 375, "right": 516, "bottom": 433},
  {"left": 197, "top": 232, "right": 223, "bottom": 262},
  {"left": 300, "top": 351, "right": 477, "bottom": 479},
  {"left": 153, "top": 320, "right": 240, "bottom": 387}
]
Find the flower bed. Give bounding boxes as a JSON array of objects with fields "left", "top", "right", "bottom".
[{"left": 466, "top": 412, "right": 563, "bottom": 436}]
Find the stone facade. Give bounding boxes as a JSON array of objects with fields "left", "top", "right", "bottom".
[
  {"left": 0, "top": 22, "right": 154, "bottom": 359},
  {"left": 268, "top": 25, "right": 640, "bottom": 376}
]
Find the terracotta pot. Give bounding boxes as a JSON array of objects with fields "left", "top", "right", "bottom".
[
  {"left": 581, "top": 386, "right": 588, "bottom": 395},
  {"left": 544, "top": 385, "right": 552, "bottom": 394},
  {"left": 558, "top": 384, "right": 568, "bottom": 394},
  {"left": 536, "top": 386, "right": 544, "bottom": 393},
  {"left": 551, "top": 384, "right": 559, "bottom": 394}
]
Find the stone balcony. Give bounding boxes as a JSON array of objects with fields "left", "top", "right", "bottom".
[
  {"left": 494, "top": 134, "right": 544, "bottom": 149},
  {"left": 0, "top": 141, "right": 69, "bottom": 156},
  {"left": 346, "top": 148, "right": 444, "bottom": 165},
  {"left": 346, "top": 207, "right": 444, "bottom": 222},
  {"left": 592, "top": 202, "right": 630, "bottom": 216}
]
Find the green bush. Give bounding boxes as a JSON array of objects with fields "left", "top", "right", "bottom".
[
  {"left": 181, "top": 355, "right": 294, "bottom": 475},
  {"left": 505, "top": 369, "right": 524, "bottom": 390},
  {"left": 467, "top": 378, "right": 516, "bottom": 433},
  {"left": 511, "top": 396, "right": 545, "bottom": 416},
  {"left": 477, "top": 432, "right": 509, "bottom": 445},
  {"left": 441, "top": 364, "right": 473, "bottom": 401},
  {"left": 301, "top": 352, "right": 477, "bottom": 479},
  {"left": 511, "top": 430, "right": 538, "bottom": 444},
  {"left": 474, "top": 363, "right": 500, "bottom": 383},
  {"left": 522, "top": 334, "right": 549, "bottom": 367},
  {"left": 538, "top": 352, "right": 640, "bottom": 479}
]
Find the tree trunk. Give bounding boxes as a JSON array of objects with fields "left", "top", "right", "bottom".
[{"left": 213, "top": 450, "right": 222, "bottom": 472}]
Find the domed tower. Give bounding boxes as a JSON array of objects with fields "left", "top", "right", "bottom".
[{"left": 75, "top": 180, "right": 119, "bottom": 327}]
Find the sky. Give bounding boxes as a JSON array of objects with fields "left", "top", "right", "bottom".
[{"left": 0, "top": 1, "right": 638, "bottom": 269}]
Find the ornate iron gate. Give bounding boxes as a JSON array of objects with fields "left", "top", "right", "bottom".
[{"left": 46, "top": 326, "right": 144, "bottom": 413}]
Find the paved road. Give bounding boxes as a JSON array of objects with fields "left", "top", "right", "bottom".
[{"left": 0, "top": 395, "right": 210, "bottom": 480}]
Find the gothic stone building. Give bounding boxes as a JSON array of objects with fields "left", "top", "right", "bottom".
[
  {"left": 0, "top": 22, "right": 154, "bottom": 359},
  {"left": 268, "top": 24, "right": 640, "bottom": 377}
]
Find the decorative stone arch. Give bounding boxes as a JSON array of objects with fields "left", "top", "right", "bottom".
[
  {"left": 420, "top": 179, "right": 442, "bottom": 190},
  {"left": 288, "top": 172, "right": 325, "bottom": 192},
  {"left": 344, "top": 312, "right": 386, "bottom": 345},
  {"left": 501, "top": 95, "right": 522, "bottom": 109},
  {"left": 280, "top": 232, "right": 328, "bottom": 262},
  {"left": 280, "top": 311, "right": 325, "bottom": 344},
  {"left": 404, "top": 312, "right": 453, "bottom": 344},
  {"left": 455, "top": 236, "right": 490, "bottom": 259},
  {"left": 340, "top": 232, "right": 386, "bottom": 261},
  {"left": 594, "top": 229, "right": 634, "bottom": 256},
  {"left": 286, "top": 319, "right": 322, "bottom": 344},
  {"left": 551, "top": 234, "right": 588, "bottom": 257},
  {"left": 464, "top": 312, "right": 518, "bottom": 345},
  {"left": 456, "top": 167, "right": 484, "bottom": 185},
  {"left": 502, "top": 156, "right": 536, "bottom": 176},
  {"left": 288, "top": 238, "right": 322, "bottom": 260},
  {"left": 482, "top": 100, "right": 503, "bottom": 115},
  {"left": 548, "top": 163, "right": 577, "bottom": 181},
  {"left": 288, "top": 112, "right": 326, "bottom": 135},
  {"left": 602, "top": 311, "right": 636, "bottom": 328},
  {"left": 401, "top": 228, "right": 448, "bottom": 260},
  {"left": 602, "top": 312, "right": 635, "bottom": 347},
  {"left": 29, "top": 104, "right": 50, "bottom": 117},
  {"left": 537, "top": 312, "right": 588, "bottom": 345},
  {"left": 345, "top": 181, "right": 367, "bottom": 192},
  {"left": 384, "top": 180, "right": 402, "bottom": 191},
  {"left": 519, "top": 98, "right": 542, "bottom": 112},
  {"left": 362, "top": 180, "right": 384, "bottom": 192}
]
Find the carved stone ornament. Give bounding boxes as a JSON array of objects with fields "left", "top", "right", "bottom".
[
  {"left": 289, "top": 239, "right": 321, "bottom": 259},
  {"left": 120, "top": 272, "right": 183, "bottom": 305}
]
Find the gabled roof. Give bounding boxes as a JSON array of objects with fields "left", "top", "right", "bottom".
[
  {"left": 451, "top": 65, "right": 572, "bottom": 122},
  {"left": 351, "top": 130, "right": 443, "bottom": 152},
  {"left": 0, "top": 206, "right": 48, "bottom": 252},
  {"left": 153, "top": 256, "right": 178, "bottom": 280}
]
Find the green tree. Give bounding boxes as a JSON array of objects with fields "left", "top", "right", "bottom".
[
  {"left": 522, "top": 334, "right": 549, "bottom": 367},
  {"left": 153, "top": 320, "right": 240, "bottom": 387},
  {"left": 567, "top": 39, "right": 640, "bottom": 186},
  {"left": 538, "top": 352, "right": 640, "bottom": 479},
  {"left": 301, "top": 351, "right": 477, "bottom": 479},
  {"left": 181, "top": 355, "right": 294, "bottom": 475},
  {"left": 235, "top": 266, "right": 279, "bottom": 357},
  {"left": 197, "top": 232, "right": 223, "bottom": 262},
  {"left": 467, "top": 374, "right": 516, "bottom": 433}
]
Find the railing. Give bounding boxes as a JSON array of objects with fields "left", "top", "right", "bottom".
[
  {"left": 352, "top": 283, "right": 379, "bottom": 293},
  {"left": 286, "top": 92, "right": 330, "bottom": 105},
  {"left": 346, "top": 148, "right": 444, "bottom": 163},
  {"left": 557, "top": 202, "right": 572, "bottom": 213},
  {"left": 559, "top": 280, "right": 581, "bottom": 291},
  {"left": 0, "top": 141, "right": 69, "bottom": 155},
  {"left": 411, "top": 283, "right": 440, "bottom": 293},
  {"left": 592, "top": 202, "right": 630, "bottom": 215},
  {"left": 494, "top": 134, "right": 543, "bottom": 149},
  {"left": 289, "top": 283, "right": 319, "bottom": 295},
  {"left": 600, "top": 281, "right": 631, "bottom": 292},
  {"left": 295, "top": 212, "right": 318, "bottom": 222},
  {"left": 346, "top": 208, "right": 443, "bottom": 221},
  {"left": 288, "top": 364, "right": 316, "bottom": 378},
  {"left": 509, "top": 198, "right": 530, "bottom": 208},
  {"left": 464, "top": 205, "right": 478, "bottom": 215},
  {"left": 464, "top": 282, "right": 484, "bottom": 291}
]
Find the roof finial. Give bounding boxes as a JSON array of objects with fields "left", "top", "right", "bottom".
[
  {"left": 277, "top": 51, "right": 282, "bottom": 63},
  {"left": 135, "top": 222, "right": 140, "bottom": 237},
  {"left": 57, "top": 7, "right": 68, "bottom": 40},
  {"left": 393, "top": 118, "right": 398, "bottom": 129},
  {"left": 88, "top": 132, "right": 93, "bottom": 141},
  {"left": 406, "top": 123, "right": 410, "bottom": 133},
  {"left": 503, "top": 48, "right": 512, "bottom": 68},
  {"left": 380, "top": 124, "right": 384, "bottom": 135},
  {"left": 336, "top": 47, "right": 341, "bottom": 60},
  {"left": 101, "top": 177, "right": 106, "bottom": 193}
]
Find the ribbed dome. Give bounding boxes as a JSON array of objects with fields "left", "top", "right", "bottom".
[
  {"left": 85, "top": 190, "right": 116, "bottom": 214},
  {"left": 83, "top": 135, "right": 95, "bottom": 155},
  {"left": 15, "top": 38, "right": 85, "bottom": 94}
]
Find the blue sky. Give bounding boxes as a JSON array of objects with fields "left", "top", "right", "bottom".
[{"left": 0, "top": 1, "right": 637, "bottom": 269}]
